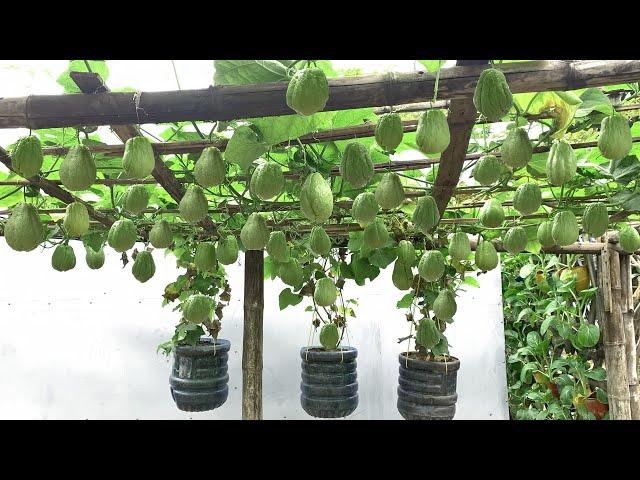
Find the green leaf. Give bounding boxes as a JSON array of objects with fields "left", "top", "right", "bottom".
[
  {"left": 555, "top": 91, "right": 582, "bottom": 106},
  {"left": 431, "top": 335, "right": 449, "bottom": 356},
  {"left": 596, "top": 388, "right": 608, "bottom": 404},
  {"left": 526, "top": 331, "right": 543, "bottom": 349},
  {"left": 82, "top": 231, "right": 106, "bottom": 251},
  {"left": 347, "top": 232, "right": 364, "bottom": 252},
  {"left": 56, "top": 60, "right": 109, "bottom": 93},
  {"left": 575, "top": 88, "right": 614, "bottom": 117},
  {"left": 418, "top": 60, "right": 443, "bottom": 73},
  {"left": 556, "top": 321, "right": 573, "bottom": 339},
  {"left": 520, "top": 362, "right": 537, "bottom": 384},
  {"left": 224, "top": 125, "right": 269, "bottom": 171},
  {"left": 524, "top": 240, "right": 542, "bottom": 254},
  {"left": 350, "top": 256, "right": 380, "bottom": 286},
  {"left": 213, "top": 60, "right": 288, "bottom": 86},
  {"left": 540, "top": 316, "right": 555, "bottom": 336},
  {"left": 368, "top": 247, "right": 397, "bottom": 269},
  {"left": 396, "top": 293, "right": 414, "bottom": 309},
  {"left": 586, "top": 366, "right": 606, "bottom": 381},
  {"left": 252, "top": 114, "right": 326, "bottom": 146},
  {"left": 519, "top": 263, "right": 536, "bottom": 278},
  {"left": 462, "top": 276, "right": 480, "bottom": 288},
  {"left": 278, "top": 288, "right": 303, "bottom": 310},
  {"left": 610, "top": 155, "right": 640, "bottom": 185},
  {"left": 576, "top": 323, "right": 600, "bottom": 348},
  {"left": 560, "top": 385, "right": 574, "bottom": 406},
  {"left": 518, "top": 308, "right": 534, "bottom": 322}
]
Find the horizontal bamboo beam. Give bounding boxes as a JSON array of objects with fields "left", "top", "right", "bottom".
[
  {"left": 373, "top": 92, "right": 640, "bottom": 115},
  {"left": 5, "top": 136, "right": 639, "bottom": 189},
  {"left": 2, "top": 61, "right": 640, "bottom": 130},
  {"left": 33, "top": 101, "right": 640, "bottom": 159},
  {"left": 0, "top": 193, "right": 612, "bottom": 218}
]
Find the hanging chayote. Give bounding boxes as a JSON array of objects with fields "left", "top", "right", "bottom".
[{"left": 0, "top": 59, "right": 639, "bottom": 361}]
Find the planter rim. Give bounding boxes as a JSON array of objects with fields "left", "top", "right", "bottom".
[
  {"left": 175, "top": 337, "right": 230, "bottom": 356},
  {"left": 398, "top": 352, "right": 460, "bottom": 372},
  {"left": 300, "top": 345, "right": 357, "bottom": 362}
]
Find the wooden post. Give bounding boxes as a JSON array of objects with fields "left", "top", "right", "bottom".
[
  {"left": 620, "top": 254, "right": 640, "bottom": 418},
  {"left": 242, "top": 250, "right": 264, "bottom": 420},
  {"left": 602, "top": 240, "right": 632, "bottom": 419},
  {"left": 432, "top": 60, "right": 488, "bottom": 216}
]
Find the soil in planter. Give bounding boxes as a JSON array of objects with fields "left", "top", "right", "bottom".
[
  {"left": 300, "top": 346, "right": 358, "bottom": 419},
  {"left": 397, "top": 351, "right": 460, "bottom": 420},
  {"left": 169, "top": 337, "right": 230, "bottom": 413}
]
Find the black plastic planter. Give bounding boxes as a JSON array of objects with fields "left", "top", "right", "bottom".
[
  {"left": 169, "top": 338, "right": 231, "bottom": 413},
  {"left": 300, "top": 346, "right": 358, "bottom": 418},
  {"left": 397, "top": 353, "right": 460, "bottom": 420}
]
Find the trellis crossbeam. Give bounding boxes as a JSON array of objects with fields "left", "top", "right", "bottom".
[{"left": 1, "top": 61, "right": 640, "bottom": 129}]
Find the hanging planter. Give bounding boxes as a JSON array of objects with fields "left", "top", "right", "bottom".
[
  {"left": 300, "top": 345, "right": 359, "bottom": 419},
  {"left": 397, "top": 352, "right": 460, "bottom": 420},
  {"left": 169, "top": 337, "right": 231, "bottom": 412}
]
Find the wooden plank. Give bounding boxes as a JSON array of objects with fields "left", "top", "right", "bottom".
[
  {"left": 604, "top": 243, "right": 632, "bottom": 419},
  {"left": 620, "top": 254, "right": 640, "bottom": 418},
  {"left": 432, "top": 60, "right": 489, "bottom": 215},
  {"left": 70, "top": 72, "right": 216, "bottom": 234},
  {"left": 3, "top": 61, "right": 640, "bottom": 129},
  {"left": 242, "top": 250, "right": 264, "bottom": 420}
]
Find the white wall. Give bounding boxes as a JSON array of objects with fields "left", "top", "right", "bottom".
[{"left": 0, "top": 240, "right": 509, "bottom": 419}]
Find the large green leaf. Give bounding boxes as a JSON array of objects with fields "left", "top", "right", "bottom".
[
  {"left": 610, "top": 155, "right": 640, "bottom": 185},
  {"left": 278, "top": 288, "right": 303, "bottom": 310},
  {"left": 575, "top": 88, "right": 614, "bottom": 117},
  {"left": 57, "top": 60, "right": 109, "bottom": 93},
  {"left": 224, "top": 125, "right": 269, "bottom": 171},
  {"left": 213, "top": 60, "right": 289, "bottom": 86}
]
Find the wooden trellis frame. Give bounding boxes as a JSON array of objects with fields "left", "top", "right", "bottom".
[{"left": 1, "top": 60, "right": 640, "bottom": 419}]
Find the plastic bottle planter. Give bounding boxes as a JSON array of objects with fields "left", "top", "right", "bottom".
[
  {"left": 169, "top": 338, "right": 231, "bottom": 412},
  {"left": 397, "top": 353, "right": 461, "bottom": 420},
  {"left": 300, "top": 346, "right": 359, "bottom": 418}
]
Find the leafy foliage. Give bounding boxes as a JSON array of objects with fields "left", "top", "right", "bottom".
[
  {"left": 502, "top": 253, "right": 608, "bottom": 420},
  {"left": 2, "top": 60, "right": 640, "bottom": 378}
]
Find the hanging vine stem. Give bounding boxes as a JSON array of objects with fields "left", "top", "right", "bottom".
[{"left": 432, "top": 61, "right": 443, "bottom": 103}]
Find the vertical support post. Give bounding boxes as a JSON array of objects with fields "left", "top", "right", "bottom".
[
  {"left": 620, "top": 254, "right": 640, "bottom": 419},
  {"left": 603, "top": 240, "right": 631, "bottom": 419},
  {"left": 242, "top": 250, "right": 264, "bottom": 420}
]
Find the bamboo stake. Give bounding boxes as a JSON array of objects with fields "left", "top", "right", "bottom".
[
  {"left": 620, "top": 254, "right": 640, "bottom": 418},
  {"left": 603, "top": 239, "right": 632, "bottom": 419}
]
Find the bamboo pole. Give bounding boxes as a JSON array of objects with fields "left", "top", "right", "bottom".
[
  {"left": 242, "top": 250, "right": 264, "bottom": 420},
  {"left": 2, "top": 61, "right": 640, "bottom": 129},
  {"left": 603, "top": 239, "right": 632, "bottom": 419},
  {"left": 620, "top": 254, "right": 640, "bottom": 418},
  {"left": 1, "top": 193, "right": 609, "bottom": 217},
  {"left": 33, "top": 129, "right": 640, "bottom": 161},
  {"left": 373, "top": 96, "right": 640, "bottom": 115}
]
